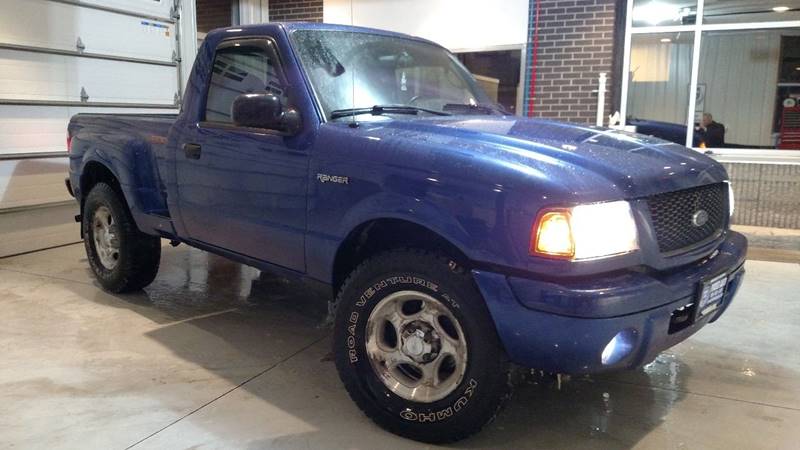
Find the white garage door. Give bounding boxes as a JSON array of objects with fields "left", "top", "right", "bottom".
[
  {"left": 0, "top": 0, "right": 183, "bottom": 157},
  {"left": 0, "top": 0, "right": 195, "bottom": 257}
]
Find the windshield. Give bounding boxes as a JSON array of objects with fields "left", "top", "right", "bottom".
[{"left": 291, "top": 30, "right": 494, "bottom": 120}]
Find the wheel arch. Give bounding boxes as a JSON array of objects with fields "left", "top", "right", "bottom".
[
  {"left": 80, "top": 161, "right": 127, "bottom": 211},
  {"left": 331, "top": 218, "right": 472, "bottom": 298}
]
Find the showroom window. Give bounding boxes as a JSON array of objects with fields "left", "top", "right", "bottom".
[{"left": 621, "top": 0, "right": 800, "bottom": 159}]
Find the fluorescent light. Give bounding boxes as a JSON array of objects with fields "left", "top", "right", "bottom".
[
  {"left": 773, "top": 6, "right": 790, "bottom": 12},
  {"left": 633, "top": 1, "right": 681, "bottom": 25},
  {"left": 660, "top": 38, "right": 672, "bottom": 43}
]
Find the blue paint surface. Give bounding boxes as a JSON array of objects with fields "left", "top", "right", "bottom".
[{"left": 67, "top": 23, "right": 747, "bottom": 372}]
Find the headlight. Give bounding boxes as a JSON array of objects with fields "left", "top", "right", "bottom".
[
  {"left": 531, "top": 200, "right": 639, "bottom": 260},
  {"left": 725, "top": 181, "right": 734, "bottom": 216}
]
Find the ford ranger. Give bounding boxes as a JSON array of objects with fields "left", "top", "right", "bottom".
[{"left": 66, "top": 23, "right": 747, "bottom": 443}]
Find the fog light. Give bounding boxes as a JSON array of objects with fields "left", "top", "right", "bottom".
[{"left": 601, "top": 329, "right": 637, "bottom": 365}]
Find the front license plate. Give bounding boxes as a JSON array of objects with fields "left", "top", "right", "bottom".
[{"left": 697, "top": 273, "right": 728, "bottom": 318}]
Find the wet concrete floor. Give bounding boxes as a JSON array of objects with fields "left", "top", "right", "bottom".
[{"left": 1, "top": 243, "right": 798, "bottom": 449}]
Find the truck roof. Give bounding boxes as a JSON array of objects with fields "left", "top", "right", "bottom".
[{"left": 204, "top": 22, "right": 442, "bottom": 49}]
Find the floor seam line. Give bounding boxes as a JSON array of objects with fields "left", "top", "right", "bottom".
[
  {"left": 0, "top": 267, "right": 94, "bottom": 286},
  {"left": 124, "top": 333, "right": 330, "bottom": 449},
  {"left": 0, "top": 266, "right": 239, "bottom": 291},
  {"left": 602, "top": 378, "right": 800, "bottom": 412},
  {"left": 0, "top": 241, "right": 82, "bottom": 260}
]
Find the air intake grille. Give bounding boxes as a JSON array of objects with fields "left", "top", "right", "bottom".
[{"left": 647, "top": 183, "right": 727, "bottom": 253}]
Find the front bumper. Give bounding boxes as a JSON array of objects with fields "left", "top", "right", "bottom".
[{"left": 473, "top": 231, "right": 747, "bottom": 373}]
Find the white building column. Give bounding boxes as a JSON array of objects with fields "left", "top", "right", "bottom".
[{"left": 178, "top": 0, "right": 198, "bottom": 93}]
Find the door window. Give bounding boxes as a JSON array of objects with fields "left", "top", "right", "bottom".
[{"left": 205, "top": 39, "right": 288, "bottom": 123}]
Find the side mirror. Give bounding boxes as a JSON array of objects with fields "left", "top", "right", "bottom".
[{"left": 231, "top": 92, "right": 302, "bottom": 135}]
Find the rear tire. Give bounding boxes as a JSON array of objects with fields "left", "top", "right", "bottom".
[
  {"left": 333, "top": 249, "right": 512, "bottom": 444},
  {"left": 83, "top": 182, "right": 161, "bottom": 293}
]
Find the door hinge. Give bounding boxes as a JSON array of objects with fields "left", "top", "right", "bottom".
[
  {"left": 172, "top": 50, "right": 181, "bottom": 63},
  {"left": 80, "top": 87, "right": 89, "bottom": 103},
  {"left": 174, "top": 92, "right": 182, "bottom": 106},
  {"left": 76, "top": 37, "right": 85, "bottom": 53}
]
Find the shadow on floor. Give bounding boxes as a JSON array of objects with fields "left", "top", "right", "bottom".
[{"left": 73, "top": 247, "right": 689, "bottom": 449}]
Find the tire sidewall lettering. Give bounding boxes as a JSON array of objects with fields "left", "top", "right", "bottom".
[
  {"left": 398, "top": 378, "right": 479, "bottom": 424},
  {"left": 347, "top": 311, "right": 359, "bottom": 363}
]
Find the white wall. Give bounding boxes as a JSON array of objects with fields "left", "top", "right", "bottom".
[{"left": 323, "top": 0, "right": 529, "bottom": 51}]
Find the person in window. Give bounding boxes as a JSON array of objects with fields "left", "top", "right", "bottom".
[{"left": 696, "top": 113, "right": 725, "bottom": 148}]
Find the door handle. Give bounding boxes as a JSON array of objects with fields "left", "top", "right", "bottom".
[{"left": 183, "top": 143, "right": 202, "bottom": 159}]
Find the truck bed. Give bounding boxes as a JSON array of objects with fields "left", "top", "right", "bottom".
[{"left": 68, "top": 112, "right": 179, "bottom": 220}]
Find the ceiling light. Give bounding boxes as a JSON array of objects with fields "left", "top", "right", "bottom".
[
  {"left": 660, "top": 38, "right": 672, "bottom": 43},
  {"left": 773, "top": 6, "right": 790, "bottom": 12},
  {"left": 633, "top": 2, "right": 682, "bottom": 25}
]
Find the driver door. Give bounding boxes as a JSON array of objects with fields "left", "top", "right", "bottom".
[{"left": 175, "top": 37, "right": 308, "bottom": 272}]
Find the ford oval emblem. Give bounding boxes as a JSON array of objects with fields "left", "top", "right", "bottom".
[{"left": 692, "top": 210, "right": 709, "bottom": 227}]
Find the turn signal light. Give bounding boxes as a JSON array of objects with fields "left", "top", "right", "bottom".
[{"left": 531, "top": 209, "right": 575, "bottom": 258}]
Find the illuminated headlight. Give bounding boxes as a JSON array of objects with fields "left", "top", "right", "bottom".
[
  {"left": 725, "top": 181, "right": 734, "bottom": 216},
  {"left": 531, "top": 200, "right": 639, "bottom": 260}
]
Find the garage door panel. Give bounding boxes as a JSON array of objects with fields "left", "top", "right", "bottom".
[
  {"left": 79, "top": 0, "right": 175, "bottom": 19},
  {"left": 0, "top": 106, "right": 178, "bottom": 155},
  {"left": 0, "top": 0, "right": 176, "bottom": 62},
  {"left": 0, "top": 50, "right": 178, "bottom": 104}
]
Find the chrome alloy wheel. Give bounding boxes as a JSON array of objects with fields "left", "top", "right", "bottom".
[
  {"left": 92, "top": 206, "right": 120, "bottom": 270},
  {"left": 365, "top": 290, "right": 468, "bottom": 403}
]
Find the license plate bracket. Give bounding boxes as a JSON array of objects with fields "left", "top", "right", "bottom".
[{"left": 696, "top": 272, "right": 728, "bottom": 318}]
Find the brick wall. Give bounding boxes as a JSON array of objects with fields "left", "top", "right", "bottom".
[
  {"left": 268, "top": 0, "right": 323, "bottom": 22},
  {"left": 524, "top": 0, "right": 619, "bottom": 124},
  {"left": 196, "top": 0, "right": 233, "bottom": 33}
]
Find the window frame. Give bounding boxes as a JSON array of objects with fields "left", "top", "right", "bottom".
[
  {"left": 451, "top": 44, "right": 526, "bottom": 116},
  {"left": 200, "top": 36, "right": 292, "bottom": 134},
  {"left": 620, "top": 0, "right": 800, "bottom": 164}
]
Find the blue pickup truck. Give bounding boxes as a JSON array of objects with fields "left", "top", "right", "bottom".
[{"left": 66, "top": 23, "right": 747, "bottom": 443}]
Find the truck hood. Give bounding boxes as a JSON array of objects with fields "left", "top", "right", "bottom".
[{"left": 367, "top": 116, "right": 727, "bottom": 199}]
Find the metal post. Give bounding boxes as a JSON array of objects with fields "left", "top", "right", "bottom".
[
  {"left": 618, "top": 0, "right": 634, "bottom": 127},
  {"left": 596, "top": 73, "right": 607, "bottom": 127},
  {"left": 685, "top": 0, "right": 706, "bottom": 149}
]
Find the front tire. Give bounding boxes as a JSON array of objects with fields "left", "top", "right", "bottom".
[
  {"left": 334, "top": 249, "right": 511, "bottom": 443},
  {"left": 83, "top": 183, "right": 161, "bottom": 293}
]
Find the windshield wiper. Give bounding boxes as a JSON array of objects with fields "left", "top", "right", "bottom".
[{"left": 330, "top": 105, "right": 451, "bottom": 120}]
